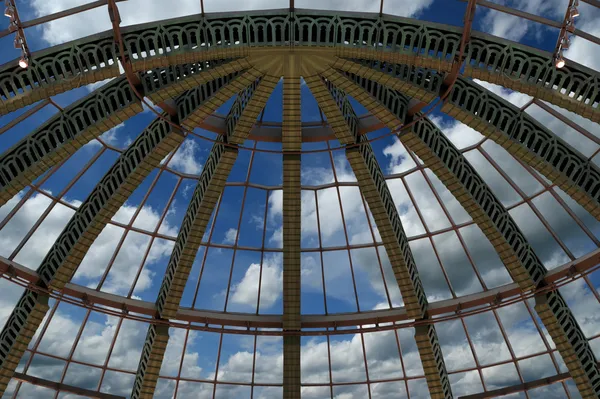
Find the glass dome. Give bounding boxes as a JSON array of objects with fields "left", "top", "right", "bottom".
[{"left": 0, "top": 0, "right": 600, "bottom": 398}]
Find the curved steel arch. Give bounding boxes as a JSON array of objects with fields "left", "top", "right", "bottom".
[
  {"left": 0, "top": 9, "right": 598, "bottom": 121},
  {"left": 333, "top": 58, "right": 600, "bottom": 223},
  {"left": 0, "top": 58, "right": 250, "bottom": 207},
  {"left": 0, "top": 10, "right": 598, "bottom": 398}
]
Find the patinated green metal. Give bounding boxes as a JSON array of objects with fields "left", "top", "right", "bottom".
[
  {"left": 314, "top": 76, "right": 452, "bottom": 398},
  {"left": 0, "top": 290, "right": 48, "bottom": 393},
  {"left": 343, "top": 58, "right": 600, "bottom": 223},
  {"left": 0, "top": 111, "right": 183, "bottom": 397},
  {"left": 535, "top": 291, "right": 600, "bottom": 397},
  {"left": 0, "top": 59, "right": 240, "bottom": 207},
  {"left": 133, "top": 73, "right": 272, "bottom": 399},
  {"left": 335, "top": 70, "right": 600, "bottom": 399},
  {"left": 0, "top": 10, "right": 597, "bottom": 120}
]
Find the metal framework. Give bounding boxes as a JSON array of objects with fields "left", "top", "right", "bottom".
[{"left": 0, "top": 1, "right": 600, "bottom": 398}]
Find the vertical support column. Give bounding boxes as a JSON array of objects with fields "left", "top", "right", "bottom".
[
  {"left": 131, "top": 71, "right": 278, "bottom": 399},
  {"left": 282, "top": 57, "right": 301, "bottom": 399},
  {"left": 304, "top": 74, "right": 452, "bottom": 399}
]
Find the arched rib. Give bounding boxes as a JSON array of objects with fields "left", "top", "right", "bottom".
[
  {"left": 0, "top": 57, "right": 251, "bottom": 207},
  {"left": 304, "top": 74, "right": 452, "bottom": 399},
  {"left": 1, "top": 10, "right": 597, "bottom": 120},
  {"left": 0, "top": 108, "right": 184, "bottom": 397},
  {"left": 131, "top": 72, "right": 277, "bottom": 399},
  {"left": 322, "top": 68, "right": 545, "bottom": 291},
  {"left": 320, "top": 67, "right": 600, "bottom": 399},
  {"left": 331, "top": 58, "right": 600, "bottom": 223}
]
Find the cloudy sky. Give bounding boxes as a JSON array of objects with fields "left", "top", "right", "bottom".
[{"left": 0, "top": 0, "right": 600, "bottom": 398}]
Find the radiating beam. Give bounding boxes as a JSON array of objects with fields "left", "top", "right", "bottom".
[
  {"left": 0, "top": 77, "right": 141, "bottom": 207},
  {"left": 323, "top": 69, "right": 546, "bottom": 291},
  {"left": 445, "top": 78, "right": 600, "bottom": 222},
  {"left": 226, "top": 75, "right": 280, "bottom": 145},
  {"left": 0, "top": 113, "right": 183, "bottom": 396},
  {"left": 282, "top": 58, "right": 301, "bottom": 399},
  {"left": 304, "top": 74, "right": 452, "bottom": 399},
  {"left": 332, "top": 58, "right": 600, "bottom": 223},
  {"left": 131, "top": 325, "right": 170, "bottom": 399},
  {"left": 0, "top": 291, "right": 48, "bottom": 393},
  {"left": 535, "top": 292, "right": 600, "bottom": 398},
  {"left": 325, "top": 64, "right": 600, "bottom": 398},
  {"left": 37, "top": 127, "right": 184, "bottom": 292},
  {"left": 131, "top": 71, "right": 277, "bottom": 399},
  {"left": 0, "top": 58, "right": 249, "bottom": 207}
]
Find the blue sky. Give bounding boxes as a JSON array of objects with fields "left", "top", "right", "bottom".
[{"left": 1, "top": 0, "right": 600, "bottom": 398}]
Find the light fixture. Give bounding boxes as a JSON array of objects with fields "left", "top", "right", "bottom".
[
  {"left": 561, "top": 36, "right": 570, "bottom": 50},
  {"left": 4, "top": 5, "right": 14, "bottom": 18},
  {"left": 570, "top": 6, "right": 579, "bottom": 18},
  {"left": 13, "top": 35, "right": 21, "bottom": 48},
  {"left": 555, "top": 54, "right": 566, "bottom": 68},
  {"left": 18, "top": 54, "right": 28, "bottom": 69},
  {"left": 8, "top": 20, "right": 17, "bottom": 32}
]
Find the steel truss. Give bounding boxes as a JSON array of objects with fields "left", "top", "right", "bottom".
[{"left": 0, "top": 3, "right": 599, "bottom": 399}]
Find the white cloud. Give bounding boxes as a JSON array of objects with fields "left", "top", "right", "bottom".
[
  {"left": 479, "top": 0, "right": 568, "bottom": 42},
  {"left": 223, "top": 227, "right": 238, "bottom": 244},
  {"left": 230, "top": 256, "right": 283, "bottom": 309},
  {"left": 564, "top": 22, "right": 600, "bottom": 70},
  {"left": 86, "top": 122, "right": 125, "bottom": 149},
  {"left": 0, "top": 192, "right": 177, "bottom": 296},
  {"left": 3, "top": 1, "right": 600, "bottom": 397},
  {"left": 164, "top": 139, "right": 203, "bottom": 175},
  {"left": 30, "top": 0, "right": 435, "bottom": 46}
]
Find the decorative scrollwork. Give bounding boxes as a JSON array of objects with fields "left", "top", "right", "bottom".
[
  {"left": 37, "top": 117, "right": 182, "bottom": 291},
  {"left": 536, "top": 291, "right": 600, "bottom": 397},
  {"left": 2, "top": 10, "right": 596, "bottom": 120}
]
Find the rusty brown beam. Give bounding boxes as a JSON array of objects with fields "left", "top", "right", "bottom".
[
  {"left": 459, "top": 0, "right": 600, "bottom": 46},
  {"left": 1, "top": 246, "right": 599, "bottom": 331},
  {"left": 13, "top": 372, "right": 125, "bottom": 399},
  {"left": 0, "top": 0, "right": 127, "bottom": 39},
  {"left": 0, "top": 100, "right": 49, "bottom": 136},
  {"left": 581, "top": 0, "right": 600, "bottom": 8},
  {"left": 457, "top": 363, "right": 599, "bottom": 399}
]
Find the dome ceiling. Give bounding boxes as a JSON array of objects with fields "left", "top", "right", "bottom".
[{"left": 0, "top": 1, "right": 599, "bottom": 399}]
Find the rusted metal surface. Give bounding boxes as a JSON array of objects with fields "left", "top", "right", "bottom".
[{"left": 12, "top": 372, "right": 126, "bottom": 399}]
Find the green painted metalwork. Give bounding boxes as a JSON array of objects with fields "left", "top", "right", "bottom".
[
  {"left": 225, "top": 76, "right": 262, "bottom": 142},
  {"left": 0, "top": 77, "right": 140, "bottom": 206},
  {"left": 446, "top": 77, "right": 600, "bottom": 221},
  {"left": 317, "top": 76, "right": 452, "bottom": 398},
  {"left": 535, "top": 291, "right": 600, "bottom": 397},
  {"left": 0, "top": 109, "right": 183, "bottom": 396},
  {"left": 345, "top": 59, "right": 600, "bottom": 222},
  {"left": 140, "top": 58, "right": 231, "bottom": 94},
  {"left": 134, "top": 75, "right": 273, "bottom": 398},
  {"left": 338, "top": 70, "right": 600, "bottom": 398},
  {"left": 0, "top": 290, "right": 48, "bottom": 393},
  {"left": 131, "top": 325, "right": 169, "bottom": 399},
  {"left": 0, "top": 59, "right": 239, "bottom": 207},
  {"left": 37, "top": 115, "right": 182, "bottom": 291},
  {"left": 341, "top": 71, "right": 547, "bottom": 289},
  {"left": 0, "top": 10, "right": 597, "bottom": 119}
]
